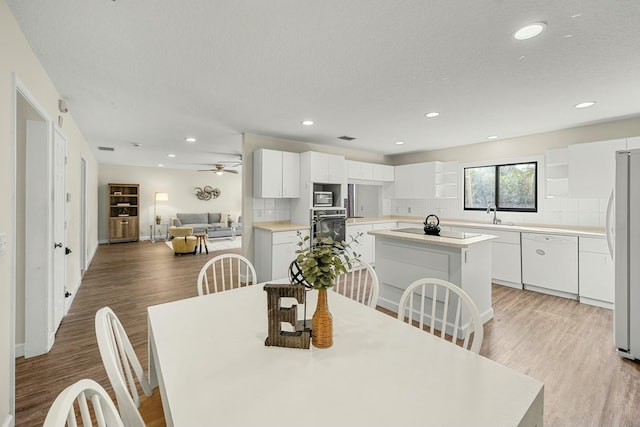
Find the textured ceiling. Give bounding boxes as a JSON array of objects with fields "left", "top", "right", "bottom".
[{"left": 7, "top": 0, "right": 640, "bottom": 169}]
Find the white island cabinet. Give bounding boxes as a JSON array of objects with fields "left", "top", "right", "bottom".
[
  {"left": 369, "top": 228, "right": 496, "bottom": 332},
  {"left": 451, "top": 226, "right": 522, "bottom": 288}
]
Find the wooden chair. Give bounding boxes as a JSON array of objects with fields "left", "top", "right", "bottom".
[
  {"left": 397, "top": 278, "right": 484, "bottom": 353},
  {"left": 95, "top": 307, "right": 166, "bottom": 427},
  {"left": 197, "top": 253, "right": 258, "bottom": 296},
  {"left": 333, "top": 260, "right": 379, "bottom": 308},
  {"left": 43, "top": 378, "right": 125, "bottom": 427}
]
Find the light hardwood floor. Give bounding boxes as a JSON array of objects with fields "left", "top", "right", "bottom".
[{"left": 15, "top": 241, "right": 640, "bottom": 426}]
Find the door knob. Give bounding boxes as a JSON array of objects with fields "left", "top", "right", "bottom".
[{"left": 54, "top": 242, "right": 63, "bottom": 248}]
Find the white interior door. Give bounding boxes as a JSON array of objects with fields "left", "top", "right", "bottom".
[
  {"left": 25, "top": 120, "right": 52, "bottom": 357},
  {"left": 52, "top": 128, "right": 67, "bottom": 331}
]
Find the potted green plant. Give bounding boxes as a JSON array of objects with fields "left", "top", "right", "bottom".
[{"left": 294, "top": 231, "right": 361, "bottom": 348}]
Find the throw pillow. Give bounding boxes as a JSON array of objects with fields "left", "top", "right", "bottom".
[{"left": 219, "top": 213, "right": 228, "bottom": 226}]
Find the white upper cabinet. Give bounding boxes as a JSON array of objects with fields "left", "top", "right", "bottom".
[
  {"left": 347, "top": 160, "right": 394, "bottom": 182},
  {"left": 394, "top": 162, "right": 435, "bottom": 199},
  {"left": 253, "top": 149, "right": 300, "bottom": 198},
  {"left": 282, "top": 151, "right": 300, "bottom": 198},
  {"left": 569, "top": 139, "right": 626, "bottom": 199},
  {"left": 394, "top": 161, "right": 456, "bottom": 199},
  {"left": 545, "top": 148, "right": 569, "bottom": 198},
  {"left": 372, "top": 163, "right": 395, "bottom": 181},
  {"left": 347, "top": 160, "right": 373, "bottom": 180},
  {"left": 309, "top": 151, "right": 345, "bottom": 184}
]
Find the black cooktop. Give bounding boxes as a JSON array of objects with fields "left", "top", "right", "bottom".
[{"left": 392, "top": 228, "right": 480, "bottom": 239}]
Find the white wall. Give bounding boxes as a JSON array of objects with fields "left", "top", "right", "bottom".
[
  {"left": 98, "top": 164, "right": 242, "bottom": 242},
  {"left": 1, "top": 1, "right": 100, "bottom": 423},
  {"left": 386, "top": 118, "right": 640, "bottom": 228}
]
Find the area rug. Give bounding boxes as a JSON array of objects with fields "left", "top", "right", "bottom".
[{"left": 165, "top": 236, "right": 242, "bottom": 252}]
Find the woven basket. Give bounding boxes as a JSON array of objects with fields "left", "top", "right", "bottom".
[{"left": 312, "top": 289, "right": 333, "bottom": 348}]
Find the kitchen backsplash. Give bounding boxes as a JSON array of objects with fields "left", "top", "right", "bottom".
[
  {"left": 388, "top": 196, "right": 608, "bottom": 228},
  {"left": 253, "top": 197, "right": 292, "bottom": 222},
  {"left": 254, "top": 195, "right": 608, "bottom": 228}
]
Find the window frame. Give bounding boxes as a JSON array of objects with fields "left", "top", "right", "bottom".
[{"left": 463, "top": 161, "right": 538, "bottom": 213}]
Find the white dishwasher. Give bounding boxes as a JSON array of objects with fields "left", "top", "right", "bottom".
[{"left": 521, "top": 233, "right": 579, "bottom": 297}]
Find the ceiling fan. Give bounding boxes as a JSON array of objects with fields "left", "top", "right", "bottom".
[{"left": 198, "top": 160, "right": 242, "bottom": 175}]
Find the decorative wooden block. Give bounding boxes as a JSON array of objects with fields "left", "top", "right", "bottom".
[{"left": 264, "top": 283, "right": 311, "bottom": 349}]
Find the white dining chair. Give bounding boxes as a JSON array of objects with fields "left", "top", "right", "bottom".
[
  {"left": 333, "top": 260, "right": 379, "bottom": 308},
  {"left": 397, "top": 278, "right": 484, "bottom": 353},
  {"left": 95, "top": 307, "right": 165, "bottom": 427},
  {"left": 43, "top": 378, "right": 125, "bottom": 427},
  {"left": 197, "top": 253, "right": 258, "bottom": 296}
]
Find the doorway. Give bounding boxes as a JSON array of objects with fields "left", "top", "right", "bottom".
[{"left": 14, "top": 80, "right": 67, "bottom": 360}]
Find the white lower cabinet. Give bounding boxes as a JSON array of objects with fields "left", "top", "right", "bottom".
[
  {"left": 254, "top": 228, "right": 309, "bottom": 282},
  {"left": 579, "top": 237, "right": 614, "bottom": 308},
  {"left": 346, "top": 224, "right": 374, "bottom": 265}
]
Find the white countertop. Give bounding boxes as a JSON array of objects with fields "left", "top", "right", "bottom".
[
  {"left": 368, "top": 227, "right": 497, "bottom": 248},
  {"left": 254, "top": 216, "right": 606, "bottom": 237},
  {"left": 348, "top": 216, "right": 606, "bottom": 238}
]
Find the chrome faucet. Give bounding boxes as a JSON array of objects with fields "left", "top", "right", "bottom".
[{"left": 486, "top": 203, "right": 501, "bottom": 224}]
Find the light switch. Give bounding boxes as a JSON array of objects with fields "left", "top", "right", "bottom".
[{"left": 0, "top": 233, "right": 7, "bottom": 256}]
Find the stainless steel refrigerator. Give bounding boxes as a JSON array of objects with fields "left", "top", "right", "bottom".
[{"left": 614, "top": 148, "right": 640, "bottom": 359}]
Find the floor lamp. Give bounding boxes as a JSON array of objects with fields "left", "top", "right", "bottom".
[{"left": 153, "top": 192, "right": 169, "bottom": 242}]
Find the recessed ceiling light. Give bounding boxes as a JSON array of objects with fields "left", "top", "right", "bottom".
[
  {"left": 425, "top": 112, "right": 440, "bottom": 118},
  {"left": 575, "top": 101, "right": 596, "bottom": 109},
  {"left": 185, "top": 137, "right": 196, "bottom": 142},
  {"left": 488, "top": 135, "right": 498, "bottom": 140},
  {"left": 564, "top": 34, "right": 574, "bottom": 38},
  {"left": 168, "top": 154, "right": 176, "bottom": 158},
  {"left": 130, "top": 142, "right": 142, "bottom": 147},
  {"left": 301, "top": 120, "right": 314, "bottom": 126},
  {"left": 395, "top": 141, "right": 405, "bottom": 145},
  {"left": 158, "top": 163, "right": 164, "bottom": 167},
  {"left": 513, "top": 22, "right": 547, "bottom": 40}
]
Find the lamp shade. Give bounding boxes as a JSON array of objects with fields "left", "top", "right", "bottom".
[{"left": 155, "top": 192, "right": 169, "bottom": 202}]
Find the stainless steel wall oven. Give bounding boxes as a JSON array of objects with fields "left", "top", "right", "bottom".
[{"left": 311, "top": 208, "right": 346, "bottom": 244}]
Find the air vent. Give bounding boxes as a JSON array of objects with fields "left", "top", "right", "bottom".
[
  {"left": 98, "top": 146, "right": 115, "bottom": 151},
  {"left": 338, "top": 136, "right": 356, "bottom": 141}
]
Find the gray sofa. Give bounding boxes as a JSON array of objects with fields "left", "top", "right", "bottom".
[{"left": 171, "top": 213, "right": 242, "bottom": 239}]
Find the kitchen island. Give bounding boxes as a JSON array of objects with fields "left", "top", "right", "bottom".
[{"left": 368, "top": 228, "right": 497, "bottom": 332}]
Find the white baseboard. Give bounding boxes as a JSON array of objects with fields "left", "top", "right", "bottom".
[
  {"left": 579, "top": 296, "right": 613, "bottom": 310},
  {"left": 2, "top": 414, "right": 14, "bottom": 427},
  {"left": 14, "top": 343, "right": 24, "bottom": 358},
  {"left": 65, "top": 277, "right": 82, "bottom": 314},
  {"left": 523, "top": 284, "right": 578, "bottom": 300},
  {"left": 492, "top": 279, "right": 523, "bottom": 289}
]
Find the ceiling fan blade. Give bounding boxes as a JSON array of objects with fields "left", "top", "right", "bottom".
[{"left": 225, "top": 169, "right": 239, "bottom": 174}]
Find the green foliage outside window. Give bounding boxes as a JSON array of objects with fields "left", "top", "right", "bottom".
[{"left": 464, "top": 162, "right": 537, "bottom": 212}]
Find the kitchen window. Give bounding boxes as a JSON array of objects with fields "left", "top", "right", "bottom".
[{"left": 464, "top": 161, "right": 537, "bottom": 212}]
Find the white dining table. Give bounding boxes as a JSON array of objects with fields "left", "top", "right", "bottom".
[{"left": 147, "top": 283, "right": 543, "bottom": 427}]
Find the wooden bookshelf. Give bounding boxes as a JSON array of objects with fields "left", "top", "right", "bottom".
[{"left": 108, "top": 183, "right": 140, "bottom": 243}]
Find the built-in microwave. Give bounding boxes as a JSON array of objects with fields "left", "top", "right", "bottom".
[{"left": 313, "top": 191, "right": 333, "bottom": 207}]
